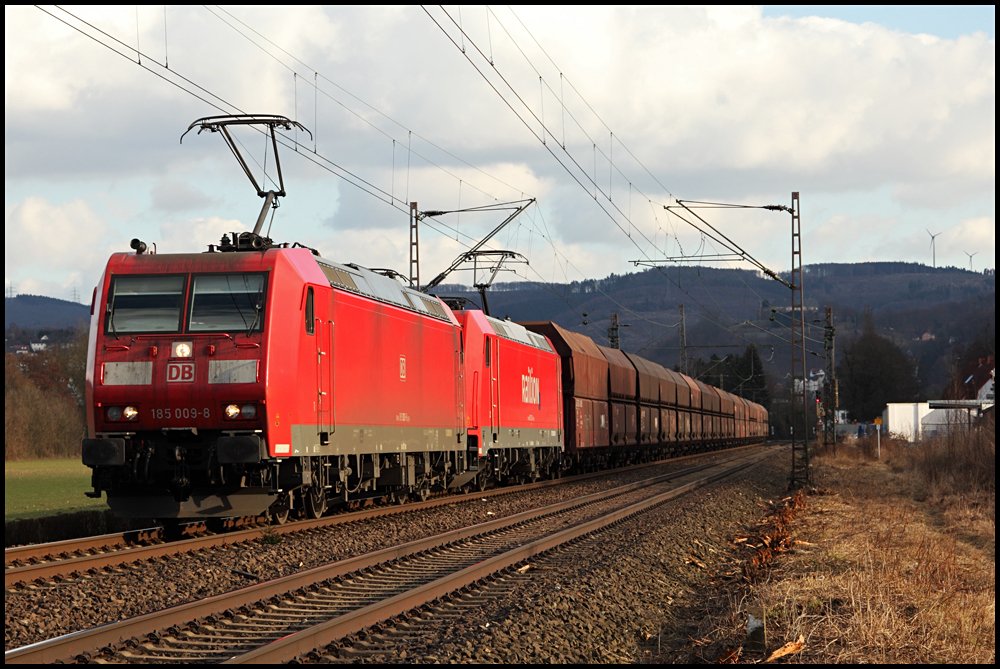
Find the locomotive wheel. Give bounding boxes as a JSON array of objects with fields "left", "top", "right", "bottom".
[
  {"left": 305, "top": 485, "right": 327, "bottom": 519},
  {"left": 476, "top": 471, "right": 489, "bottom": 492},
  {"left": 269, "top": 492, "right": 292, "bottom": 525}
]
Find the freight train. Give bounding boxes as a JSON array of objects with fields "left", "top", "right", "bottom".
[
  {"left": 80, "top": 235, "right": 768, "bottom": 521},
  {"left": 80, "top": 115, "right": 768, "bottom": 522}
]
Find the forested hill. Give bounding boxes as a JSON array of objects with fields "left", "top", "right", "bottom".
[
  {"left": 438, "top": 261, "right": 993, "bottom": 339},
  {"left": 435, "top": 262, "right": 995, "bottom": 397},
  {"left": 4, "top": 294, "right": 89, "bottom": 333}
]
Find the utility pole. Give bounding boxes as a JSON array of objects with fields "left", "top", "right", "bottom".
[
  {"left": 823, "top": 306, "right": 837, "bottom": 451},
  {"left": 678, "top": 304, "right": 688, "bottom": 374},
  {"left": 409, "top": 202, "right": 420, "bottom": 288},
  {"left": 608, "top": 312, "right": 621, "bottom": 349}
]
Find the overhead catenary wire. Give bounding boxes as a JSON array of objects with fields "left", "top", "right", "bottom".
[
  {"left": 425, "top": 5, "right": 799, "bottom": 355},
  {"left": 206, "top": 6, "right": 514, "bottom": 198},
  {"left": 492, "top": 6, "right": 806, "bottom": 333},
  {"left": 36, "top": 5, "right": 798, "bottom": 359}
]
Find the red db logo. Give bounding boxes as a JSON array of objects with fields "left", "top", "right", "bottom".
[{"left": 167, "top": 361, "right": 195, "bottom": 383}]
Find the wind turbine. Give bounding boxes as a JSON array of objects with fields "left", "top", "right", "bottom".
[
  {"left": 965, "top": 251, "right": 978, "bottom": 271},
  {"left": 927, "top": 229, "right": 942, "bottom": 268}
]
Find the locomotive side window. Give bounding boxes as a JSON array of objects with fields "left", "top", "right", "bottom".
[
  {"left": 305, "top": 287, "right": 315, "bottom": 335},
  {"left": 189, "top": 273, "right": 267, "bottom": 332},
  {"left": 106, "top": 275, "right": 185, "bottom": 333}
]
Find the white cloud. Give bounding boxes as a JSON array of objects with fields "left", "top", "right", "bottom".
[
  {"left": 154, "top": 216, "right": 249, "bottom": 255},
  {"left": 935, "top": 216, "right": 996, "bottom": 270},
  {"left": 4, "top": 197, "right": 110, "bottom": 298}
]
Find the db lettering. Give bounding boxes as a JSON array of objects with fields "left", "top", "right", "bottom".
[{"left": 167, "top": 361, "right": 195, "bottom": 382}]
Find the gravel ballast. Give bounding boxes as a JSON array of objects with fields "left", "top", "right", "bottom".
[{"left": 5, "top": 448, "right": 791, "bottom": 660}]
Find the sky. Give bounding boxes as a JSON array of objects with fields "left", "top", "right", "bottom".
[{"left": 5, "top": 5, "right": 996, "bottom": 303}]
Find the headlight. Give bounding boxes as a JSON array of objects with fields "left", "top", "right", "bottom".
[
  {"left": 224, "top": 403, "right": 258, "bottom": 420},
  {"left": 106, "top": 406, "right": 139, "bottom": 422},
  {"left": 172, "top": 341, "right": 193, "bottom": 358}
]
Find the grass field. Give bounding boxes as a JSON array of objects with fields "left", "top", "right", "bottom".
[
  {"left": 652, "top": 430, "right": 996, "bottom": 664},
  {"left": 4, "top": 458, "right": 108, "bottom": 521}
]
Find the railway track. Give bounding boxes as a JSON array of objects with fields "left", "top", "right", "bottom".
[
  {"left": 5, "top": 445, "right": 775, "bottom": 664},
  {"left": 4, "top": 445, "right": 766, "bottom": 588}
]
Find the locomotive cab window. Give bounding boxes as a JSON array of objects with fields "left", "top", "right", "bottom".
[
  {"left": 106, "top": 275, "right": 185, "bottom": 333},
  {"left": 189, "top": 273, "right": 267, "bottom": 332}
]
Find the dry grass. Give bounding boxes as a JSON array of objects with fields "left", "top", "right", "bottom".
[{"left": 659, "top": 428, "right": 995, "bottom": 664}]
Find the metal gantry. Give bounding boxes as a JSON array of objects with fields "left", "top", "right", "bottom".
[
  {"left": 788, "top": 192, "right": 810, "bottom": 488},
  {"left": 678, "top": 304, "right": 688, "bottom": 375},
  {"left": 627, "top": 193, "right": 810, "bottom": 486}
]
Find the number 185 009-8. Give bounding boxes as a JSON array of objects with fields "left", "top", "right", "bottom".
[{"left": 151, "top": 407, "right": 210, "bottom": 420}]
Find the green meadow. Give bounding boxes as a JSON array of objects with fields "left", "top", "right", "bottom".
[{"left": 4, "top": 458, "right": 108, "bottom": 521}]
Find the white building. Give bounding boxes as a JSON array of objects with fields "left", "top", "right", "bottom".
[
  {"left": 883, "top": 399, "right": 993, "bottom": 442},
  {"left": 882, "top": 402, "right": 931, "bottom": 442},
  {"left": 792, "top": 369, "right": 826, "bottom": 395}
]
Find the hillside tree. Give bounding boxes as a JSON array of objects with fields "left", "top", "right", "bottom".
[
  {"left": 4, "top": 326, "right": 89, "bottom": 459},
  {"left": 686, "top": 344, "right": 771, "bottom": 408},
  {"left": 838, "top": 309, "right": 920, "bottom": 421}
]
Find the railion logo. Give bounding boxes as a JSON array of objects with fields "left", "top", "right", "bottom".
[
  {"left": 167, "top": 361, "right": 195, "bottom": 383},
  {"left": 521, "top": 367, "right": 540, "bottom": 406}
]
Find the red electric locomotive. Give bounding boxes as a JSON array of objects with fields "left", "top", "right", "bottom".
[
  {"left": 82, "top": 237, "right": 472, "bottom": 520},
  {"left": 452, "top": 310, "right": 563, "bottom": 485}
]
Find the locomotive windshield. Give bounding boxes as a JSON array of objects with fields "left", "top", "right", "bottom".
[
  {"left": 106, "top": 275, "right": 185, "bottom": 333},
  {"left": 105, "top": 273, "right": 266, "bottom": 334},
  {"left": 188, "top": 273, "right": 266, "bottom": 332}
]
